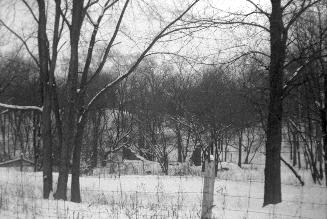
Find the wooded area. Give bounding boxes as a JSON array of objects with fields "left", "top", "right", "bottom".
[{"left": 0, "top": 0, "right": 326, "bottom": 210}]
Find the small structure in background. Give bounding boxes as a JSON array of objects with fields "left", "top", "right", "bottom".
[{"left": 0, "top": 154, "right": 34, "bottom": 172}]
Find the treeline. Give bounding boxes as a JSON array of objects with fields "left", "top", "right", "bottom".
[
  {"left": 1, "top": 31, "right": 327, "bottom": 186},
  {"left": 0, "top": 55, "right": 261, "bottom": 170},
  {"left": 1, "top": 47, "right": 326, "bottom": 185}
]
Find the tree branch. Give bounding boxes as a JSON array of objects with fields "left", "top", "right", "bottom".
[
  {"left": 244, "top": 0, "right": 269, "bottom": 18},
  {"left": 203, "top": 19, "right": 270, "bottom": 32},
  {"left": 87, "top": 0, "right": 128, "bottom": 85},
  {"left": 80, "top": 0, "right": 200, "bottom": 124},
  {"left": 0, "top": 20, "right": 39, "bottom": 66},
  {"left": 21, "top": 0, "right": 39, "bottom": 23},
  {"left": 281, "top": 156, "right": 304, "bottom": 186},
  {"left": 285, "top": 0, "right": 322, "bottom": 31}
]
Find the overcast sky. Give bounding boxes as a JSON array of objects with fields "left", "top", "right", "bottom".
[{"left": 0, "top": 0, "right": 271, "bottom": 73}]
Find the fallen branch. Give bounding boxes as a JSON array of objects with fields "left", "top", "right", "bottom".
[
  {"left": 259, "top": 150, "right": 305, "bottom": 186},
  {"left": 280, "top": 156, "right": 304, "bottom": 186}
]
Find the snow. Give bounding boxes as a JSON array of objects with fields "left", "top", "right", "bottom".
[
  {"left": 0, "top": 166, "right": 326, "bottom": 219},
  {"left": 0, "top": 103, "right": 43, "bottom": 112}
]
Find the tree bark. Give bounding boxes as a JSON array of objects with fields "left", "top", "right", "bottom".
[
  {"left": 37, "top": 0, "right": 53, "bottom": 199},
  {"left": 176, "top": 123, "right": 183, "bottom": 162},
  {"left": 292, "top": 131, "right": 298, "bottom": 167},
  {"left": 238, "top": 130, "right": 242, "bottom": 167},
  {"left": 264, "top": 0, "right": 285, "bottom": 206},
  {"left": 1, "top": 114, "right": 6, "bottom": 155},
  {"left": 53, "top": 88, "right": 63, "bottom": 167},
  {"left": 322, "top": 60, "right": 327, "bottom": 186},
  {"left": 315, "top": 123, "right": 323, "bottom": 179},
  {"left": 55, "top": 0, "right": 84, "bottom": 200},
  {"left": 71, "top": 115, "right": 87, "bottom": 203}
]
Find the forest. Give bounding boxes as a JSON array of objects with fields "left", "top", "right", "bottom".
[{"left": 0, "top": 0, "right": 326, "bottom": 218}]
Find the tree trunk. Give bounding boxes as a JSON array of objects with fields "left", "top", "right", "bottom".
[
  {"left": 32, "top": 112, "right": 37, "bottom": 171},
  {"left": 55, "top": 0, "right": 84, "bottom": 200},
  {"left": 298, "top": 144, "right": 301, "bottom": 169},
  {"left": 175, "top": 123, "right": 183, "bottom": 162},
  {"left": 71, "top": 116, "right": 87, "bottom": 203},
  {"left": 238, "top": 130, "right": 242, "bottom": 167},
  {"left": 286, "top": 122, "right": 293, "bottom": 161},
  {"left": 1, "top": 114, "right": 6, "bottom": 155},
  {"left": 322, "top": 70, "right": 327, "bottom": 185},
  {"left": 53, "top": 89, "right": 63, "bottom": 167},
  {"left": 71, "top": 135, "right": 82, "bottom": 203},
  {"left": 315, "top": 123, "right": 323, "bottom": 179},
  {"left": 245, "top": 150, "right": 250, "bottom": 164},
  {"left": 183, "top": 129, "right": 191, "bottom": 161},
  {"left": 264, "top": 0, "right": 285, "bottom": 206},
  {"left": 292, "top": 131, "right": 298, "bottom": 167},
  {"left": 37, "top": 0, "right": 53, "bottom": 199}
]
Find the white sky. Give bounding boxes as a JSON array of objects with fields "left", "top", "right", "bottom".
[{"left": 0, "top": 0, "right": 271, "bottom": 74}]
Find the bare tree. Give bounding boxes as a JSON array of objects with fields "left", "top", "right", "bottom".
[
  {"left": 193, "top": 0, "right": 322, "bottom": 205},
  {"left": 56, "top": 0, "right": 201, "bottom": 202},
  {"left": 0, "top": 0, "right": 201, "bottom": 202}
]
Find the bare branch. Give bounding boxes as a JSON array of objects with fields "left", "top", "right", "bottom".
[
  {"left": 283, "top": 51, "right": 327, "bottom": 98},
  {"left": 21, "top": 0, "right": 39, "bottom": 23},
  {"left": 80, "top": 0, "right": 200, "bottom": 123},
  {"left": 0, "top": 20, "right": 39, "bottom": 66},
  {"left": 85, "top": 0, "right": 100, "bottom": 10},
  {"left": 80, "top": 0, "right": 119, "bottom": 92},
  {"left": 201, "top": 18, "right": 270, "bottom": 32},
  {"left": 280, "top": 156, "right": 304, "bottom": 186},
  {"left": 285, "top": 0, "right": 322, "bottom": 31},
  {"left": 244, "top": 0, "right": 270, "bottom": 18},
  {"left": 282, "top": 0, "right": 295, "bottom": 11},
  {"left": 59, "top": 0, "right": 71, "bottom": 29},
  {"left": 87, "top": 0, "right": 129, "bottom": 85}
]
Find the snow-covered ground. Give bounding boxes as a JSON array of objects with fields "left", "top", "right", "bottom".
[{"left": 0, "top": 163, "right": 326, "bottom": 219}]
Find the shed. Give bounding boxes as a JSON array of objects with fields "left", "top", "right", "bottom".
[{"left": 0, "top": 155, "right": 34, "bottom": 171}]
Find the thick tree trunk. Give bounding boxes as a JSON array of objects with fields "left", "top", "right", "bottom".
[
  {"left": 32, "top": 112, "right": 37, "bottom": 171},
  {"left": 322, "top": 68, "right": 327, "bottom": 186},
  {"left": 53, "top": 90, "right": 63, "bottom": 166},
  {"left": 321, "top": 105, "right": 327, "bottom": 185},
  {"left": 1, "top": 115, "right": 6, "bottom": 155},
  {"left": 37, "top": 0, "right": 53, "bottom": 199},
  {"left": 55, "top": 108, "right": 75, "bottom": 200},
  {"left": 55, "top": 0, "right": 84, "bottom": 200},
  {"left": 71, "top": 116, "right": 87, "bottom": 203},
  {"left": 264, "top": 0, "right": 285, "bottom": 206},
  {"left": 41, "top": 96, "right": 53, "bottom": 199},
  {"left": 238, "top": 130, "right": 242, "bottom": 167}
]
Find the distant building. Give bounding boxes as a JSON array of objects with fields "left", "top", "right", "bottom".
[{"left": 0, "top": 155, "right": 34, "bottom": 171}]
